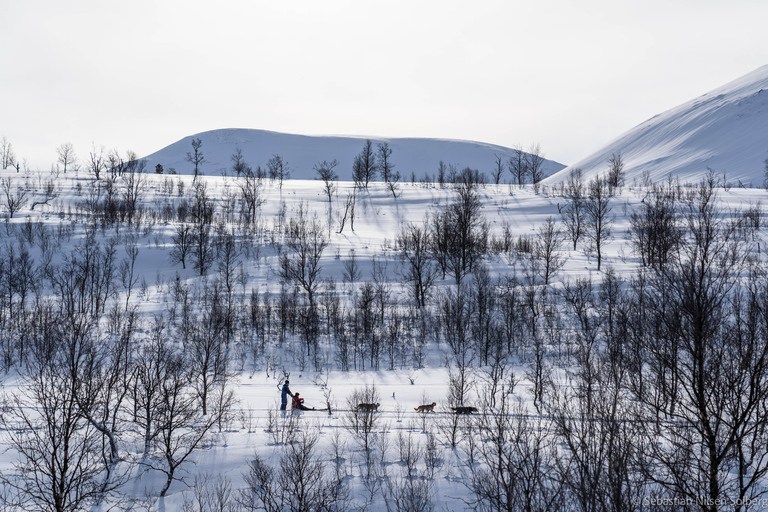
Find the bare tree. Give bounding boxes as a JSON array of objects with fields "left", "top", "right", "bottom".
[
  {"left": 455, "top": 167, "right": 486, "bottom": 188},
  {"left": 526, "top": 143, "right": 546, "bottom": 192},
  {"left": 352, "top": 140, "right": 377, "bottom": 189},
  {"left": 120, "top": 239, "right": 140, "bottom": 308},
  {"left": 30, "top": 179, "right": 58, "bottom": 210},
  {"left": 534, "top": 216, "right": 566, "bottom": 285},
  {"left": 606, "top": 151, "right": 625, "bottom": 192},
  {"left": 1, "top": 312, "right": 123, "bottom": 511},
  {"left": 238, "top": 431, "right": 347, "bottom": 512},
  {"left": 149, "top": 349, "right": 232, "bottom": 497},
  {"left": 237, "top": 168, "right": 264, "bottom": 226},
  {"left": 1, "top": 136, "right": 16, "bottom": 170},
  {"left": 280, "top": 206, "right": 328, "bottom": 310},
  {"left": 559, "top": 167, "right": 585, "bottom": 250},
  {"left": 442, "top": 287, "right": 476, "bottom": 376},
  {"left": 386, "top": 171, "right": 401, "bottom": 199},
  {"left": 106, "top": 148, "right": 126, "bottom": 179},
  {"left": 337, "top": 191, "right": 356, "bottom": 234},
  {"left": 280, "top": 205, "right": 328, "bottom": 354},
  {"left": 1, "top": 177, "right": 27, "bottom": 218},
  {"left": 88, "top": 144, "right": 106, "bottom": 181},
  {"left": 190, "top": 182, "right": 215, "bottom": 275},
  {"left": 314, "top": 159, "right": 339, "bottom": 204},
  {"left": 49, "top": 230, "right": 117, "bottom": 322},
  {"left": 548, "top": 368, "right": 644, "bottom": 512},
  {"left": 397, "top": 221, "right": 438, "bottom": 308},
  {"left": 56, "top": 142, "right": 77, "bottom": 174},
  {"left": 189, "top": 313, "right": 228, "bottom": 417},
  {"left": 629, "top": 184, "right": 679, "bottom": 270},
  {"left": 469, "top": 391, "right": 562, "bottom": 512},
  {"left": 131, "top": 323, "right": 173, "bottom": 456},
  {"left": 584, "top": 176, "right": 613, "bottom": 271},
  {"left": 230, "top": 147, "right": 250, "bottom": 178},
  {"left": 508, "top": 145, "right": 528, "bottom": 186},
  {"left": 0, "top": 243, "right": 36, "bottom": 328},
  {"left": 431, "top": 184, "right": 488, "bottom": 286},
  {"left": 122, "top": 158, "right": 147, "bottom": 224},
  {"left": 629, "top": 181, "right": 768, "bottom": 512},
  {"left": 491, "top": 154, "right": 504, "bottom": 185},
  {"left": 342, "top": 249, "right": 361, "bottom": 283},
  {"left": 378, "top": 142, "right": 394, "bottom": 183},
  {"left": 267, "top": 154, "right": 290, "bottom": 189},
  {"left": 238, "top": 456, "right": 280, "bottom": 512},
  {"left": 437, "top": 161, "right": 447, "bottom": 188},
  {"left": 170, "top": 223, "right": 194, "bottom": 269},
  {"left": 187, "top": 138, "right": 205, "bottom": 182},
  {"left": 181, "top": 474, "right": 238, "bottom": 512},
  {"left": 385, "top": 476, "right": 434, "bottom": 512},
  {"left": 216, "top": 231, "right": 240, "bottom": 344},
  {"left": 73, "top": 308, "right": 135, "bottom": 496},
  {"left": 352, "top": 157, "right": 365, "bottom": 190}
]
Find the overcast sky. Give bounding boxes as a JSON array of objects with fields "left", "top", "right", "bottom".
[{"left": 2, "top": 0, "right": 767, "bottom": 170}]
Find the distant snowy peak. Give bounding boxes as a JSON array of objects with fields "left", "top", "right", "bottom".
[
  {"left": 141, "top": 129, "right": 566, "bottom": 181},
  {"left": 544, "top": 64, "right": 768, "bottom": 186}
]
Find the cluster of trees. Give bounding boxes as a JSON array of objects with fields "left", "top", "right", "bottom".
[
  {"left": 3, "top": 138, "right": 768, "bottom": 511},
  {"left": 178, "top": 137, "right": 548, "bottom": 196},
  {"left": 234, "top": 178, "right": 768, "bottom": 512},
  {"left": 397, "top": 180, "right": 488, "bottom": 303},
  {"left": 557, "top": 167, "right": 616, "bottom": 270},
  {"left": 351, "top": 140, "right": 401, "bottom": 197},
  {"left": 505, "top": 143, "right": 546, "bottom": 189},
  {"left": 2, "top": 136, "right": 93, "bottom": 174},
  {"left": 1, "top": 139, "right": 155, "bottom": 180},
  {"left": 24, "top": 136, "right": 551, "bottom": 209},
  {"left": 1, "top": 136, "right": 20, "bottom": 172},
  {"left": 0, "top": 231, "right": 236, "bottom": 510}
]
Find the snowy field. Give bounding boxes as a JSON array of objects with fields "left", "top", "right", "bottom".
[{"left": 1, "top": 165, "right": 768, "bottom": 512}]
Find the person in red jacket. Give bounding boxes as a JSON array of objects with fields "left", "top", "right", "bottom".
[{"left": 291, "top": 392, "right": 314, "bottom": 411}]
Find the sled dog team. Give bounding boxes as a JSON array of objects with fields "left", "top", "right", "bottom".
[
  {"left": 281, "top": 380, "right": 477, "bottom": 414},
  {"left": 357, "top": 402, "right": 478, "bottom": 414}
]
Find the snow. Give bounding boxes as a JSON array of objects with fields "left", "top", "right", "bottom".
[
  {"left": 0, "top": 172, "right": 579, "bottom": 510},
  {"left": 140, "top": 128, "right": 566, "bottom": 182},
  {"left": 544, "top": 64, "right": 768, "bottom": 187},
  {"left": 3, "top": 64, "right": 768, "bottom": 511},
  {"left": 3, "top": 166, "right": 766, "bottom": 510}
]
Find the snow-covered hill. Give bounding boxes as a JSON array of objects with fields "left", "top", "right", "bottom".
[
  {"left": 544, "top": 64, "right": 768, "bottom": 186},
  {"left": 141, "top": 128, "right": 566, "bottom": 181}
]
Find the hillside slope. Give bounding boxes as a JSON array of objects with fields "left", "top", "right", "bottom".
[
  {"left": 141, "top": 128, "right": 566, "bottom": 181},
  {"left": 544, "top": 64, "right": 768, "bottom": 186}
]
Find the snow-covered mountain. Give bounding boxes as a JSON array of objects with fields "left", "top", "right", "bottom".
[
  {"left": 141, "top": 128, "right": 566, "bottom": 181},
  {"left": 544, "top": 64, "right": 768, "bottom": 187}
]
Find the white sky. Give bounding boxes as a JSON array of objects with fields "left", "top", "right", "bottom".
[{"left": 2, "top": 0, "right": 767, "bottom": 170}]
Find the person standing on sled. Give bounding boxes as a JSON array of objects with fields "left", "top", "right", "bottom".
[
  {"left": 292, "top": 392, "right": 315, "bottom": 411},
  {"left": 280, "top": 380, "right": 293, "bottom": 410}
]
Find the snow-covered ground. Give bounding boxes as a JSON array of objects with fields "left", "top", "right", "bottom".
[
  {"left": 544, "top": 64, "right": 768, "bottom": 187},
  {"left": 1, "top": 164, "right": 767, "bottom": 510}
]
